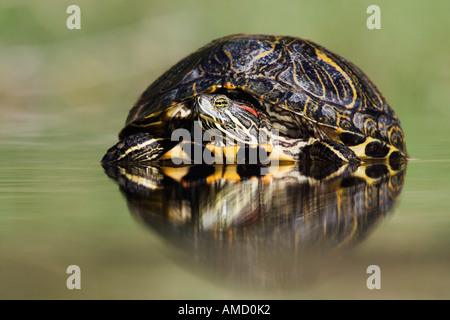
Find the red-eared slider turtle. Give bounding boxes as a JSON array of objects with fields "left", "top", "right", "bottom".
[{"left": 102, "top": 34, "right": 406, "bottom": 164}]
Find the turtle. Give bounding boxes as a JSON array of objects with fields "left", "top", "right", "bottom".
[{"left": 101, "top": 34, "right": 406, "bottom": 165}]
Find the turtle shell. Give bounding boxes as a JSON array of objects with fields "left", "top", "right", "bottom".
[{"left": 120, "top": 34, "right": 405, "bottom": 155}]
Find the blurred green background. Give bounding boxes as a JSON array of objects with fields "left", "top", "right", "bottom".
[{"left": 0, "top": 0, "right": 449, "bottom": 299}]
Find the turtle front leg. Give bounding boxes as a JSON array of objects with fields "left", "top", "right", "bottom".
[
  {"left": 299, "top": 140, "right": 360, "bottom": 163},
  {"left": 101, "top": 132, "right": 177, "bottom": 163}
]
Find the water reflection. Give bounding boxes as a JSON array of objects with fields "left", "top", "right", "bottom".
[{"left": 102, "top": 162, "right": 406, "bottom": 289}]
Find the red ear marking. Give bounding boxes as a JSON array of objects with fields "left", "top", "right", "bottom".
[{"left": 235, "top": 103, "right": 259, "bottom": 117}]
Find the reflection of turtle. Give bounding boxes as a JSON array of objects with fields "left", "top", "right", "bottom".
[
  {"left": 102, "top": 162, "right": 406, "bottom": 289},
  {"left": 102, "top": 34, "right": 406, "bottom": 164}
]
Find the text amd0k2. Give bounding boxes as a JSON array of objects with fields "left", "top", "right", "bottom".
[{"left": 178, "top": 304, "right": 271, "bottom": 316}]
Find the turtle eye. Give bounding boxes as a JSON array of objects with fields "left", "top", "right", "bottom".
[{"left": 214, "top": 97, "right": 228, "bottom": 109}]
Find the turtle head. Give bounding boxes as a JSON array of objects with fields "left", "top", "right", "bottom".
[{"left": 194, "top": 94, "right": 261, "bottom": 145}]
